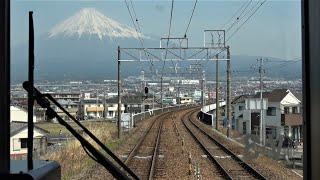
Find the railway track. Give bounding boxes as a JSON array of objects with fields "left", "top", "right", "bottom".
[
  {"left": 125, "top": 111, "right": 170, "bottom": 180},
  {"left": 182, "top": 110, "right": 266, "bottom": 180}
]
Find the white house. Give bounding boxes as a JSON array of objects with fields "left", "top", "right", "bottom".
[
  {"left": 10, "top": 122, "right": 48, "bottom": 159},
  {"left": 232, "top": 89, "right": 302, "bottom": 140},
  {"left": 82, "top": 98, "right": 125, "bottom": 119},
  {"left": 260, "top": 89, "right": 302, "bottom": 140},
  {"left": 105, "top": 103, "right": 125, "bottom": 119},
  {"left": 10, "top": 105, "right": 37, "bottom": 123},
  {"left": 232, "top": 96, "right": 268, "bottom": 135}
]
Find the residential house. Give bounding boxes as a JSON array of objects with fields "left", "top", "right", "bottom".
[
  {"left": 83, "top": 99, "right": 105, "bottom": 119},
  {"left": 104, "top": 98, "right": 125, "bottom": 119},
  {"left": 232, "top": 95, "right": 268, "bottom": 136},
  {"left": 256, "top": 89, "right": 302, "bottom": 141},
  {"left": 232, "top": 89, "right": 302, "bottom": 141},
  {"left": 10, "top": 122, "right": 48, "bottom": 159}
]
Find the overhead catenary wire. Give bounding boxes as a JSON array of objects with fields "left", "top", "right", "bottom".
[
  {"left": 129, "top": 0, "right": 142, "bottom": 33},
  {"left": 221, "top": 0, "right": 252, "bottom": 29},
  {"left": 159, "top": 0, "right": 175, "bottom": 108},
  {"left": 184, "top": 0, "right": 198, "bottom": 38},
  {"left": 226, "top": 0, "right": 267, "bottom": 42},
  {"left": 223, "top": 0, "right": 253, "bottom": 31},
  {"left": 128, "top": 0, "right": 148, "bottom": 75},
  {"left": 124, "top": 0, "right": 155, "bottom": 75},
  {"left": 201, "top": 0, "right": 252, "bottom": 66},
  {"left": 204, "top": 0, "right": 267, "bottom": 67},
  {"left": 124, "top": 0, "right": 144, "bottom": 50},
  {"left": 160, "top": 0, "right": 175, "bottom": 79}
]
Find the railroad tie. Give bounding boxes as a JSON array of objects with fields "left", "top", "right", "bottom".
[{"left": 133, "top": 155, "right": 152, "bottom": 159}]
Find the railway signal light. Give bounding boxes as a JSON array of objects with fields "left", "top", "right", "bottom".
[{"left": 144, "top": 86, "right": 149, "bottom": 94}]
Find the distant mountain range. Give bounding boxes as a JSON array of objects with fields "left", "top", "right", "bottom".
[{"left": 11, "top": 8, "right": 301, "bottom": 83}]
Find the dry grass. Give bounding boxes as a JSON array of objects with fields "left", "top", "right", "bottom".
[{"left": 42, "top": 121, "right": 117, "bottom": 180}]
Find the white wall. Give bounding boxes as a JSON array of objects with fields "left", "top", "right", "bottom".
[
  {"left": 10, "top": 128, "right": 45, "bottom": 155},
  {"left": 280, "top": 91, "right": 301, "bottom": 107},
  {"left": 202, "top": 101, "right": 226, "bottom": 113},
  {"left": 245, "top": 98, "right": 268, "bottom": 110},
  {"left": 106, "top": 104, "right": 125, "bottom": 119},
  {"left": 10, "top": 106, "right": 36, "bottom": 122}
]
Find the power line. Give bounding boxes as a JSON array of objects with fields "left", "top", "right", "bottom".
[
  {"left": 226, "top": 0, "right": 267, "bottom": 42},
  {"left": 204, "top": 0, "right": 266, "bottom": 65},
  {"left": 160, "top": 0, "right": 175, "bottom": 109},
  {"left": 161, "top": 0, "right": 175, "bottom": 78},
  {"left": 124, "top": 0, "right": 155, "bottom": 74},
  {"left": 221, "top": 0, "right": 249, "bottom": 29},
  {"left": 184, "top": 0, "right": 198, "bottom": 38},
  {"left": 129, "top": 0, "right": 142, "bottom": 33},
  {"left": 124, "top": 0, "right": 143, "bottom": 46},
  {"left": 224, "top": 0, "right": 253, "bottom": 31}
]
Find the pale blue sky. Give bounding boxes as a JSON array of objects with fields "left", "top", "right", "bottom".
[{"left": 11, "top": 0, "right": 301, "bottom": 59}]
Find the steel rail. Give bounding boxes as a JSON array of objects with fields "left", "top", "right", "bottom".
[
  {"left": 125, "top": 111, "right": 171, "bottom": 179},
  {"left": 125, "top": 111, "right": 171, "bottom": 164},
  {"left": 148, "top": 118, "right": 164, "bottom": 180},
  {"left": 182, "top": 110, "right": 233, "bottom": 179},
  {"left": 188, "top": 111, "right": 266, "bottom": 179}
]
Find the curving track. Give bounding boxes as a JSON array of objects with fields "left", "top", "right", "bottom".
[{"left": 182, "top": 110, "right": 266, "bottom": 180}]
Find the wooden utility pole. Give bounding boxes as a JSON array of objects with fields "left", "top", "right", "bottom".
[
  {"left": 215, "top": 54, "right": 219, "bottom": 131},
  {"left": 226, "top": 46, "right": 231, "bottom": 138},
  {"left": 117, "top": 46, "right": 121, "bottom": 139}
]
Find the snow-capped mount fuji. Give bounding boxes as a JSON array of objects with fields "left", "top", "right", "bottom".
[
  {"left": 49, "top": 8, "right": 146, "bottom": 40},
  {"left": 11, "top": 8, "right": 158, "bottom": 82}
]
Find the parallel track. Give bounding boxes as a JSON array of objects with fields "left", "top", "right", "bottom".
[
  {"left": 182, "top": 110, "right": 266, "bottom": 180},
  {"left": 125, "top": 112, "right": 170, "bottom": 180}
]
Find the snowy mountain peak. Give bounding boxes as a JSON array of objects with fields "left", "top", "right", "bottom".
[{"left": 49, "top": 8, "right": 146, "bottom": 40}]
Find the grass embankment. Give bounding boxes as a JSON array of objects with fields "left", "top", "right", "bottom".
[{"left": 38, "top": 121, "right": 120, "bottom": 180}]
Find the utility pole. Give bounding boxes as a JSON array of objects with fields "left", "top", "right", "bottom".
[
  {"left": 226, "top": 46, "right": 231, "bottom": 138},
  {"left": 177, "top": 85, "right": 180, "bottom": 105},
  {"left": 153, "top": 91, "right": 155, "bottom": 110},
  {"left": 142, "top": 71, "right": 145, "bottom": 115},
  {"left": 201, "top": 70, "right": 206, "bottom": 107},
  {"left": 96, "top": 89, "right": 98, "bottom": 118},
  {"left": 117, "top": 46, "right": 121, "bottom": 139},
  {"left": 258, "top": 58, "right": 265, "bottom": 145},
  {"left": 215, "top": 54, "right": 219, "bottom": 131},
  {"left": 160, "top": 76, "right": 163, "bottom": 111},
  {"left": 103, "top": 88, "right": 106, "bottom": 119}
]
